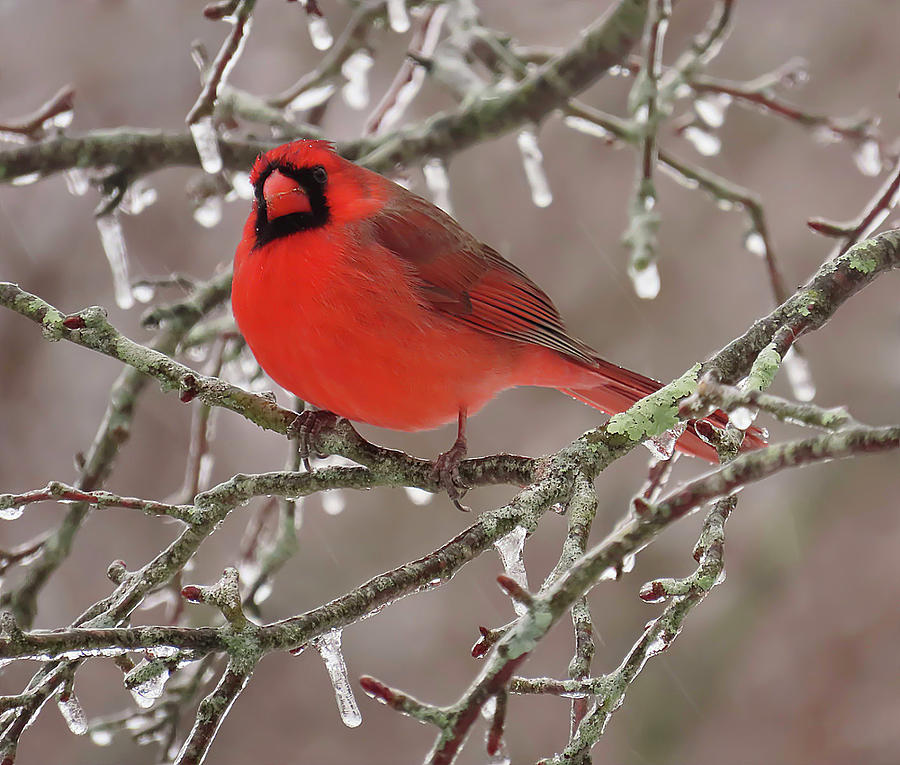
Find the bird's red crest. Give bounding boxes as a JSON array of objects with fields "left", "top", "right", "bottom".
[{"left": 250, "top": 139, "right": 338, "bottom": 185}]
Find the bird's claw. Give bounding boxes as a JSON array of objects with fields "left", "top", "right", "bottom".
[
  {"left": 433, "top": 438, "right": 471, "bottom": 511},
  {"left": 288, "top": 409, "right": 339, "bottom": 470}
]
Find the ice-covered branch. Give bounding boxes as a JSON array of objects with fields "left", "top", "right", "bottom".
[
  {"left": 0, "top": 0, "right": 650, "bottom": 185},
  {"left": 0, "top": 270, "right": 232, "bottom": 628},
  {"left": 622, "top": 0, "right": 669, "bottom": 298}
]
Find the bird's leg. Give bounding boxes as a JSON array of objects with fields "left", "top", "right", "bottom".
[
  {"left": 433, "top": 409, "right": 470, "bottom": 511},
  {"left": 287, "top": 407, "right": 340, "bottom": 470}
]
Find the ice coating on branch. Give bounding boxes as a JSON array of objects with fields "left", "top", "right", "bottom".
[
  {"left": 96, "top": 214, "right": 134, "bottom": 310},
  {"left": 494, "top": 526, "right": 529, "bottom": 615},
  {"left": 313, "top": 629, "right": 362, "bottom": 727},
  {"left": 854, "top": 139, "right": 882, "bottom": 177},
  {"left": 321, "top": 490, "right": 346, "bottom": 515},
  {"left": 378, "top": 72, "right": 426, "bottom": 133},
  {"left": 628, "top": 261, "right": 661, "bottom": 299},
  {"left": 288, "top": 83, "right": 336, "bottom": 113},
  {"left": 517, "top": 129, "right": 552, "bottom": 208},
  {"left": 783, "top": 347, "right": 816, "bottom": 401},
  {"left": 307, "top": 15, "right": 333, "bottom": 51},
  {"left": 57, "top": 693, "right": 88, "bottom": 735},
  {"left": 694, "top": 92, "right": 731, "bottom": 128},
  {"left": 386, "top": 0, "right": 410, "bottom": 33},
  {"left": 422, "top": 157, "right": 453, "bottom": 215},
  {"left": 858, "top": 207, "right": 891, "bottom": 242},
  {"left": 563, "top": 115, "right": 613, "bottom": 141},
  {"left": 743, "top": 229, "right": 766, "bottom": 258},
  {"left": 683, "top": 125, "right": 721, "bottom": 157},
  {"left": 643, "top": 423, "right": 686, "bottom": 460},
  {"left": 194, "top": 196, "right": 223, "bottom": 228},
  {"left": 189, "top": 115, "right": 223, "bottom": 175},
  {"left": 341, "top": 49, "right": 374, "bottom": 110},
  {"left": 404, "top": 486, "right": 434, "bottom": 506},
  {"left": 11, "top": 172, "right": 40, "bottom": 186},
  {"left": 658, "top": 162, "right": 700, "bottom": 190},
  {"left": 0, "top": 504, "right": 25, "bottom": 520},
  {"left": 813, "top": 126, "right": 841, "bottom": 145}
]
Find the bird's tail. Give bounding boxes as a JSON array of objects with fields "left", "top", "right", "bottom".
[{"left": 561, "top": 359, "right": 767, "bottom": 463}]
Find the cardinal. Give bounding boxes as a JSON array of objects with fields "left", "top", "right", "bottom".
[{"left": 232, "top": 139, "right": 764, "bottom": 506}]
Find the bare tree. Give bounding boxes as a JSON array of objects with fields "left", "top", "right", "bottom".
[{"left": 1, "top": 1, "right": 899, "bottom": 763}]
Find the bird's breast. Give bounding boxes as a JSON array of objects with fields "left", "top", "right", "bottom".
[{"left": 232, "top": 232, "right": 521, "bottom": 430}]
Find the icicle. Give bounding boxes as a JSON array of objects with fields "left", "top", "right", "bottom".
[
  {"left": 198, "top": 454, "right": 215, "bottom": 491},
  {"left": 321, "top": 490, "right": 346, "bottom": 516},
  {"left": 783, "top": 347, "right": 815, "bottom": 401},
  {"left": 189, "top": 115, "right": 223, "bottom": 175},
  {"left": 683, "top": 125, "right": 721, "bottom": 157},
  {"left": 131, "top": 283, "right": 155, "bottom": 304},
  {"left": 44, "top": 107, "right": 74, "bottom": 130},
  {"left": 404, "top": 487, "right": 434, "bottom": 506},
  {"left": 307, "top": 15, "right": 333, "bottom": 51},
  {"left": 287, "top": 83, "right": 336, "bottom": 113},
  {"left": 728, "top": 406, "right": 757, "bottom": 430},
  {"left": 386, "top": 0, "right": 410, "bottom": 33},
  {"left": 96, "top": 213, "right": 134, "bottom": 310},
  {"left": 494, "top": 526, "right": 528, "bottom": 616},
  {"left": 126, "top": 661, "right": 171, "bottom": 708},
  {"left": 628, "top": 261, "right": 661, "bottom": 300},
  {"left": 193, "top": 196, "right": 223, "bottom": 228},
  {"left": 0, "top": 504, "right": 25, "bottom": 520},
  {"left": 422, "top": 158, "right": 453, "bottom": 215},
  {"left": 119, "top": 180, "right": 157, "bottom": 215},
  {"left": 89, "top": 728, "right": 113, "bottom": 746},
  {"left": 312, "top": 629, "right": 362, "bottom": 727},
  {"left": 693, "top": 93, "right": 731, "bottom": 129},
  {"left": 231, "top": 171, "right": 254, "bottom": 200},
  {"left": 63, "top": 168, "right": 90, "bottom": 196},
  {"left": 517, "top": 129, "right": 552, "bottom": 208},
  {"left": 341, "top": 49, "right": 374, "bottom": 110},
  {"left": 742, "top": 229, "right": 767, "bottom": 258},
  {"left": 57, "top": 693, "right": 88, "bottom": 735},
  {"left": 853, "top": 139, "right": 882, "bottom": 177}
]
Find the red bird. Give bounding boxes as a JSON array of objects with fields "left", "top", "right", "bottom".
[{"left": 232, "top": 140, "right": 763, "bottom": 503}]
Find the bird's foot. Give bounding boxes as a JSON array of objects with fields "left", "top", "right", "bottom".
[
  {"left": 288, "top": 408, "right": 340, "bottom": 470},
  {"left": 433, "top": 436, "right": 471, "bottom": 512}
]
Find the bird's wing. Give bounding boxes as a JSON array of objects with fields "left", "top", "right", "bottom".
[{"left": 367, "top": 191, "right": 597, "bottom": 366}]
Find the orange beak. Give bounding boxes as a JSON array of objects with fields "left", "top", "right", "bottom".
[{"left": 263, "top": 170, "right": 311, "bottom": 219}]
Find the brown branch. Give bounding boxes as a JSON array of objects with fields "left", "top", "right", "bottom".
[{"left": 186, "top": 0, "right": 257, "bottom": 125}]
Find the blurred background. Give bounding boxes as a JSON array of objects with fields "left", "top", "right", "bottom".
[{"left": 1, "top": 1, "right": 899, "bottom": 763}]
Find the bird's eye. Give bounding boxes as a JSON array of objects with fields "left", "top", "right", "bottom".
[{"left": 311, "top": 165, "right": 327, "bottom": 184}]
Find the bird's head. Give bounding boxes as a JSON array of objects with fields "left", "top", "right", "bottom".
[
  {"left": 247, "top": 139, "right": 393, "bottom": 250},
  {"left": 249, "top": 139, "right": 345, "bottom": 247}
]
